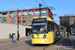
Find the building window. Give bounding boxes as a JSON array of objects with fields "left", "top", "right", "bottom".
[
  {"left": 10, "top": 11, "right": 15, "bottom": 17},
  {"left": 16, "top": 18, "right": 21, "bottom": 20},
  {"left": 22, "top": 20, "right": 27, "bottom": 23},
  {"left": 28, "top": 17, "right": 33, "bottom": 19},
  {"left": 29, "top": 10, "right": 34, "bottom": 15},
  {"left": 23, "top": 10, "right": 27, "bottom": 16},
  {"left": 1, "top": 12, "right": 8, "bottom": 18},
  {"left": 28, "top": 20, "right": 32, "bottom": 23},
  {"left": 11, "top": 21, "right": 15, "bottom": 24},
  {"left": 11, "top": 18, "right": 15, "bottom": 20},
  {"left": 42, "top": 8, "right": 47, "bottom": 14},
  {"left": 28, "top": 24, "right": 31, "bottom": 26},
  {"left": 22, "top": 24, "right": 27, "bottom": 26},
  {"left": 23, "top": 17, "right": 27, "bottom": 19},
  {"left": 18, "top": 11, "right": 21, "bottom": 16},
  {"left": 65, "top": 19, "right": 67, "bottom": 20},
  {"left": 35, "top": 9, "right": 40, "bottom": 15},
  {"left": 17, "top": 21, "right": 21, "bottom": 23}
]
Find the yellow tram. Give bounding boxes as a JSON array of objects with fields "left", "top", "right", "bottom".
[{"left": 31, "top": 16, "right": 66, "bottom": 44}]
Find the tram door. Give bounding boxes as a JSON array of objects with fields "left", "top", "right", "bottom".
[{"left": 26, "top": 28, "right": 32, "bottom": 36}]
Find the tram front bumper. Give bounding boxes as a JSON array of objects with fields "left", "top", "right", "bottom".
[{"left": 32, "top": 39, "right": 52, "bottom": 44}]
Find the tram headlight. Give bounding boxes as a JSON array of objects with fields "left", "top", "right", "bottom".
[
  {"left": 32, "top": 35, "right": 34, "bottom": 38},
  {"left": 43, "top": 34, "right": 46, "bottom": 38}
]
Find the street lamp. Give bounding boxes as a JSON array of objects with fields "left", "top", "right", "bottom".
[
  {"left": 39, "top": 4, "right": 42, "bottom": 17},
  {"left": 17, "top": 9, "right": 19, "bottom": 41}
]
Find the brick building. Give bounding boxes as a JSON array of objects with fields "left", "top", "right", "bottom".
[
  {"left": 0, "top": 7, "right": 52, "bottom": 26},
  {"left": 60, "top": 14, "right": 75, "bottom": 32}
]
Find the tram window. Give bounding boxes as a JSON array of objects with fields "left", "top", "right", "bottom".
[
  {"left": 53, "top": 23, "right": 58, "bottom": 36},
  {"left": 47, "top": 21, "right": 53, "bottom": 31},
  {"left": 51, "top": 22, "right": 54, "bottom": 31},
  {"left": 49, "top": 23, "right": 52, "bottom": 31},
  {"left": 53, "top": 23, "right": 55, "bottom": 31}
]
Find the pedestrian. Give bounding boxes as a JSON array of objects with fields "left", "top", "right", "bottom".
[
  {"left": 11, "top": 33, "right": 14, "bottom": 42},
  {"left": 27, "top": 32, "right": 29, "bottom": 37},
  {"left": 67, "top": 32, "right": 68, "bottom": 37},
  {"left": 68, "top": 32, "right": 70, "bottom": 37},
  {"left": 65, "top": 32, "right": 67, "bottom": 37},
  {"left": 9, "top": 33, "right": 12, "bottom": 38},
  {"left": 12, "top": 33, "right": 17, "bottom": 43},
  {"left": 67, "top": 32, "right": 70, "bottom": 37},
  {"left": 17, "top": 33, "right": 20, "bottom": 41}
]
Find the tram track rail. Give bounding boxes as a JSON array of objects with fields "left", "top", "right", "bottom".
[
  {"left": 43, "top": 44, "right": 50, "bottom": 50},
  {"left": 28, "top": 44, "right": 50, "bottom": 50},
  {"left": 57, "top": 37, "right": 64, "bottom": 50}
]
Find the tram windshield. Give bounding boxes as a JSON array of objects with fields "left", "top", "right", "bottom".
[{"left": 32, "top": 24, "right": 46, "bottom": 33}]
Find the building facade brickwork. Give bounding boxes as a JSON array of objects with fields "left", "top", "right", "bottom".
[{"left": 0, "top": 7, "right": 52, "bottom": 26}]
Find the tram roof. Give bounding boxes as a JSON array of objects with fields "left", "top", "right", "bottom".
[{"left": 33, "top": 16, "right": 54, "bottom": 22}]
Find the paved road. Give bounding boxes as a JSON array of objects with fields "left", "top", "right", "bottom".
[
  {"left": 69, "top": 36, "right": 75, "bottom": 47},
  {"left": 0, "top": 36, "right": 75, "bottom": 50}
]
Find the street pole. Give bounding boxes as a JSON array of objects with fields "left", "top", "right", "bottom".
[
  {"left": 17, "top": 9, "right": 19, "bottom": 41},
  {"left": 53, "top": 14, "right": 57, "bottom": 21},
  {"left": 60, "top": 25, "right": 61, "bottom": 35},
  {"left": 39, "top": 4, "right": 42, "bottom": 17}
]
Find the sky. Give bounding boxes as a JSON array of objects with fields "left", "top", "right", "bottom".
[{"left": 0, "top": 0, "right": 75, "bottom": 24}]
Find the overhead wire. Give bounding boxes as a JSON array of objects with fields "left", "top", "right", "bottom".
[
  {"left": 42, "top": 0, "right": 52, "bottom": 11},
  {"left": 35, "top": 0, "right": 41, "bottom": 4},
  {"left": 42, "top": 0, "right": 48, "bottom": 7},
  {"left": 35, "top": 0, "right": 45, "bottom": 7},
  {"left": 42, "top": 0, "right": 55, "bottom": 10},
  {"left": 10, "top": 0, "right": 25, "bottom": 8}
]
